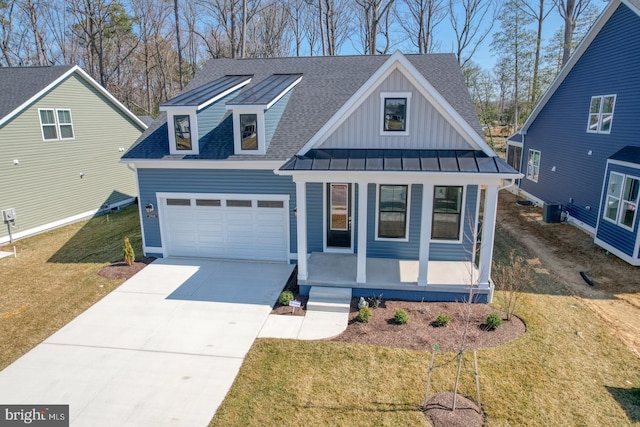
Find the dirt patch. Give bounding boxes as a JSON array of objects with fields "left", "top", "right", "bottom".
[
  {"left": 423, "top": 392, "right": 485, "bottom": 427},
  {"left": 97, "top": 257, "right": 156, "bottom": 280},
  {"left": 331, "top": 299, "right": 525, "bottom": 352},
  {"left": 498, "top": 191, "right": 640, "bottom": 356}
]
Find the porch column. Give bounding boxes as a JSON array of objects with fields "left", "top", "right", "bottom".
[
  {"left": 295, "top": 179, "right": 308, "bottom": 281},
  {"left": 418, "top": 183, "right": 434, "bottom": 286},
  {"left": 356, "top": 181, "right": 368, "bottom": 284},
  {"left": 479, "top": 183, "right": 499, "bottom": 285}
]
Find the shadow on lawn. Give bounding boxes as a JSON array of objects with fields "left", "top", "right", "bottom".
[
  {"left": 606, "top": 386, "right": 640, "bottom": 422},
  {"left": 48, "top": 195, "right": 141, "bottom": 264}
]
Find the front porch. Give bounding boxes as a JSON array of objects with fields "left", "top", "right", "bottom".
[{"left": 300, "top": 252, "right": 492, "bottom": 302}]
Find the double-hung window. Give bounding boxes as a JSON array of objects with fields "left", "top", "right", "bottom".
[
  {"left": 587, "top": 95, "right": 616, "bottom": 134},
  {"left": 39, "top": 109, "right": 74, "bottom": 141},
  {"left": 432, "top": 186, "right": 463, "bottom": 240},
  {"left": 604, "top": 172, "right": 639, "bottom": 230},
  {"left": 526, "top": 149, "right": 541, "bottom": 182},
  {"left": 377, "top": 185, "right": 409, "bottom": 239}
]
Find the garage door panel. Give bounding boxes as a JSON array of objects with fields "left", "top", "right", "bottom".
[{"left": 162, "top": 195, "right": 288, "bottom": 261}]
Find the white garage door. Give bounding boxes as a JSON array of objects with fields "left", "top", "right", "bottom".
[{"left": 160, "top": 194, "right": 289, "bottom": 261}]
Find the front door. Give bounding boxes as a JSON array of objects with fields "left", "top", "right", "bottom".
[{"left": 326, "top": 183, "right": 352, "bottom": 249}]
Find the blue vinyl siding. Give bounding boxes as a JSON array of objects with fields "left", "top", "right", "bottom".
[
  {"left": 299, "top": 285, "right": 489, "bottom": 303},
  {"left": 520, "top": 3, "right": 640, "bottom": 229},
  {"left": 137, "top": 168, "right": 296, "bottom": 251},
  {"left": 264, "top": 90, "right": 292, "bottom": 149},
  {"left": 306, "top": 182, "right": 324, "bottom": 252},
  {"left": 196, "top": 90, "right": 240, "bottom": 145},
  {"left": 596, "top": 163, "right": 640, "bottom": 257}
]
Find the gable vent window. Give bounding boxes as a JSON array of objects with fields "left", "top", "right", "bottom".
[
  {"left": 173, "top": 115, "right": 192, "bottom": 150},
  {"left": 587, "top": 95, "right": 616, "bottom": 134},
  {"left": 39, "top": 108, "right": 74, "bottom": 141}
]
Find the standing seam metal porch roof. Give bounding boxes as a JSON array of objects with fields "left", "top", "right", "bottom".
[{"left": 280, "top": 149, "right": 519, "bottom": 174}]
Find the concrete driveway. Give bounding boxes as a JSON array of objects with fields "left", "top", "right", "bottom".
[{"left": 0, "top": 258, "right": 295, "bottom": 426}]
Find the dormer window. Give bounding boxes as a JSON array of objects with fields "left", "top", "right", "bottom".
[
  {"left": 173, "top": 115, "right": 192, "bottom": 150},
  {"left": 380, "top": 92, "right": 411, "bottom": 136},
  {"left": 240, "top": 114, "right": 258, "bottom": 150}
]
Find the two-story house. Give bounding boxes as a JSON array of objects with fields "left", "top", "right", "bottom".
[
  {"left": 123, "top": 52, "right": 521, "bottom": 302},
  {"left": 0, "top": 65, "right": 147, "bottom": 243},
  {"left": 507, "top": 0, "right": 640, "bottom": 266}
]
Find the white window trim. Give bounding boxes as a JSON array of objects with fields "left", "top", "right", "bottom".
[
  {"left": 56, "top": 109, "right": 75, "bottom": 140},
  {"left": 429, "top": 185, "right": 466, "bottom": 244},
  {"left": 587, "top": 94, "right": 616, "bottom": 134},
  {"left": 603, "top": 172, "right": 639, "bottom": 232},
  {"left": 39, "top": 108, "right": 75, "bottom": 141},
  {"left": 380, "top": 92, "right": 411, "bottom": 136},
  {"left": 374, "top": 183, "right": 411, "bottom": 242},
  {"left": 233, "top": 109, "right": 266, "bottom": 155},
  {"left": 526, "top": 149, "right": 541, "bottom": 182},
  {"left": 167, "top": 110, "right": 198, "bottom": 155}
]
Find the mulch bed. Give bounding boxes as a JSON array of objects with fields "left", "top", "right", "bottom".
[
  {"left": 271, "top": 294, "right": 309, "bottom": 316},
  {"left": 423, "top": 392, "right": 485, "bottom": 427},
  {"left": 97, "top": 257, "right": 156, "bottom": 280},
  {"left": 331, "top": 298, "right": 526, "bottom": 352}
]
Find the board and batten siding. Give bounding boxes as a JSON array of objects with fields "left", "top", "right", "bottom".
[
  {"left": 520, "top": 3, "right": 640, "bottom": 230},
  {"left": 318, "top": 69, "right": 473, "bottom": 150},
  {"left": 0, "top": 73, "right": 143, "bottom": 242},
  {"left": 595, "top": 163, "right": 640, "bottom": 257},
  {"left": 137, "top": 168, "right": 297, "bottom": 253}
]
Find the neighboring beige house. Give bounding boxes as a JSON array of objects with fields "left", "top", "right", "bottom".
[{"left": 0, "top": 65, "right": 147, "bottom": 244}]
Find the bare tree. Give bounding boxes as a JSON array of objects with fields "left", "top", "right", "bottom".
[
  {"left": 354, "top": 0, "right": 395, "bottom": 54},
  {"left": 517, "top": 0, "right": 555, "bottom": 105},
  {"left": 22, "top": 0, "right": 50, "bottom": 65},
  {"left": 0, "top": 0, "right": 16, "bottom": 66},
  {"left": 556, "top": 0, "right": 591, "bottom": 66},
  {"left": 396, "top": 0, "right": 446, "bottom": 53},
  {"left": 448, "top": 0, "right": 497, "bottom": 69}
]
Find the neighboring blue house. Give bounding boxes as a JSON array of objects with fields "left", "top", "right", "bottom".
[
  {"left": 123, "top": 52, "right": 520, "bottom": 302},
  {"left": 507, "top": 0, "right": 640, "bottom": 266}
]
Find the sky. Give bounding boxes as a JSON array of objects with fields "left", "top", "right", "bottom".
[{"left": 340, "top": 1, "right": 608, "bottom": 71}]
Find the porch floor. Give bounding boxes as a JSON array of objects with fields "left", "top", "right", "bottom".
[{"left": 304, "top": 252, "right": 485, "bottom": 291}]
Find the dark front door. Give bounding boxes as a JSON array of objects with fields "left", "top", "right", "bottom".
[{"left": 326, "top": 183, "right": 352, "bottom": 248}]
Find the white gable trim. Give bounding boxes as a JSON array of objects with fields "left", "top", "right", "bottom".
[
  {"left": 298, "top": 51, "right": 492, "bottom": 156},
  {"left": 520, "top": 0, "right": 630, "bottom": 134},
  {"left": 0, "top": 65, "right": 148, "bottom": 130}
]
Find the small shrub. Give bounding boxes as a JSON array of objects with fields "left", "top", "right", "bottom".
[
  {"left": 123, "top": 237, "right": 135, "bottom": 266},
  {"left": 433, "top": 313, "right": 451, "bottom": 327},
  {"left": 393, "top": 309, "right": 409, "bottom": 324},
  {"left": 357, "top": 306, "right": 373, "bottom": 323},
  {"left": 485, "top": 312, "right": 503, "bottom": 330},
  {"left": 368, "top": 293, "right": 384, "bottom": 309},
  {"left": 278, "top": 290, "right": 294, "bottom": 306}
]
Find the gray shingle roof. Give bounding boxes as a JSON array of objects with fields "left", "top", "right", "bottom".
[
  {"left": 160, "top": 75, "right": 252, "bottom": 108},
  {"left": 125, "top": 54, "right": 482, "bottom": 161},
  {"left": 280, "top": 149, "right": 519, "bottom": 174},
  {"left": 0, "top": 65, "right": 74, "bottom": 122}
]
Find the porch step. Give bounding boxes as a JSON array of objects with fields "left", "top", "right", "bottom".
[{"left": 307, "top": 286, "right": 352, "bottom": 314}]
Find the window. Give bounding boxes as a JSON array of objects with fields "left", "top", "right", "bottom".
[
  {"left": 377, "top": 185, "right": 408, "bottom": 239},
  {"left": 166, "top": 198, "right": 191, "bottom": 206},
  {"left": 39, "top": 109, "right": 58, "bottom": 140},
  {"left": 39, "top": 108, "right": 75, "bottom": 141},
  {"left": 57, "top": 109, "right": 74, "bottom": 139},
  {"left": 380, "top": 92, "right": 411, "bottom": 135},
  {"left": 526, "top": 149, "right": 541, "bottom": 182},
  {"left": 173, "top": 115, "right": 192, "bottom": 150},
  {"left": 384, "top": 98, "right": 406, "bottom": 132},
  {"left": 227, "top": 200, "right": 252, "bottom": 207},
  {"left": 240, "top": 114, "right": 258, "bottom": 150},
  {"left": 587, "top": 95, "right": 616, "bottom": 134},
  {"left": 604, "top": 172, "right": 639, "bottom": 230},
  {"left": 432, "top": 186, "right": 463, "bottom": 240}
]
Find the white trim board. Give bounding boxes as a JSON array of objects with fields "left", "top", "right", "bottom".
[{"left": 123, "top": 159, "right": 286, "bottom": 170}]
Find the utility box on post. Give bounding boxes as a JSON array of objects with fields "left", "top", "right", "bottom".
[
  {"left": 2, "top": 208, "right": 16, "bottom": 223},
  {"left": 542, "top": 203, "right": 562, "bottom": 223}
]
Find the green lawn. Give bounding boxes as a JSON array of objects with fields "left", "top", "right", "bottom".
[
  {"left": 211, "top": 226, "right": 640, "bottom": 426},
  {"left": 0, "top": 205, "right": 142, "bottom": 371}
]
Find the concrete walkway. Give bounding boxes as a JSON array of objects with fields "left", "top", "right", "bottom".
[{"left": 0, "top": 258, "right": 295, "bottom": 427}]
